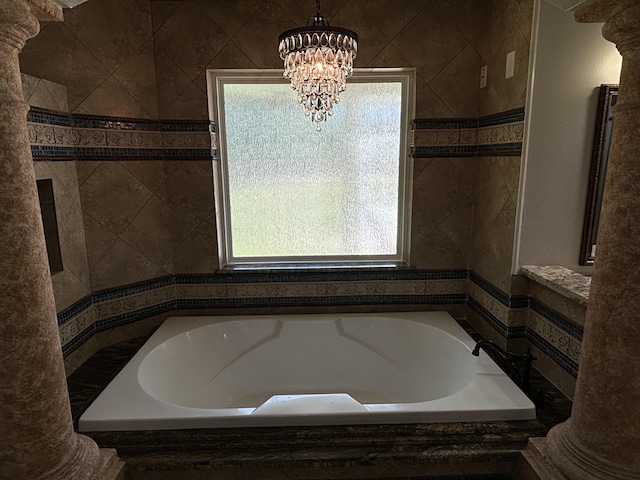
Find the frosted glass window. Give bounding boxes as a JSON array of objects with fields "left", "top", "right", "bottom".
[{"left": 209, "top": 69, "right": 414, "bottom": 266}]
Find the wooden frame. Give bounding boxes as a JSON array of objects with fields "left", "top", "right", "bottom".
[{"left": 579, "top": 84, "right": 618, "bottom": 266}]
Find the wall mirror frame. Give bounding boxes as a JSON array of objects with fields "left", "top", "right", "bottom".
[{"left": 579, "top": 84, "right": 618, "bottom": 266}]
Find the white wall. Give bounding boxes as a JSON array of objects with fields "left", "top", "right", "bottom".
[{"left": 515, "top": 0, "right": 622, "bottom": 275}]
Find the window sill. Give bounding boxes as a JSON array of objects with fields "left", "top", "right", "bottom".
[{"left": 217, "top": 262, "right": 411, "bottom": 274}]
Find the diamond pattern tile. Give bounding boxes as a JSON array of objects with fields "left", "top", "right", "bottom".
[
  {"left": 20, "top": 0, "right": 534, "bottom": 297},
  {"left": 79, "top": 162, "right": 154, "bottom": 236},
  {"left": 232, "top": 0, "right": 296, "bottom": 68},
  {"left": 153, "top": 2, "right": 230, "bottom": 81},
  {"left": 63, "top": 0, "right": 153, "bottom": 74},
  {"left": 391, "top": 4, "right": 469, "bottom": 83}
]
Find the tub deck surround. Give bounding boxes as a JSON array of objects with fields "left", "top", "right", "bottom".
[
  {"left": 95, "top": 421, "right": 544, "bottom": 472},
  {"left": 66, "top": 320, "right": 572, "bottom": 476},
  {"left": 78, "top": 311, "right": 536, "bottom": 432}
]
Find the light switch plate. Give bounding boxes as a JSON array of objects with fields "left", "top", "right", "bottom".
[{"left": 506, "top": 50, "right": 515, "bottom": 79}]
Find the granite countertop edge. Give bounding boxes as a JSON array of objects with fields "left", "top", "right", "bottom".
[{"left": 520, "top": 265, "right": 590, "bottom": 306}]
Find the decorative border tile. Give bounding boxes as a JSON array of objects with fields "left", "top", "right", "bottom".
[
  {"left": 468, "top": 271, "right": 583, "bottom": 379},
  {"left": 57, "top": 267, "right": 585, "bottom": 384},
  {"left": 411, "top": 129, "right": 478, "bottom": 147},
  {"left": 527, "top": 329, "right": 579, "bottom": 377},
  {"left": 477, "top": 108, "right": 525, "bottom": 128},
  {"left": 58, "top": 270, "right": 469, "bottom": 356},
  {"left": 28, "top": 107, "right": 524, "bottom": 161},
  {"left": 476, "top": 122, "right": 524, "bottom": 145},
  {"left": 410, "top": 108, "right": 525, "bottom": 158},
  {"left": 410, "top": 145, "right": 478, "bottom": 158},
  {"left": 27, "top": 107, "right": 211, "bottom": 162},
  {"left": 411, "top": 118, "right": 478, "bottom": 130},
  {"left": 476, "top": 143, "right": 522, "bottom": 156},
  {"left": 529, "top": 300, "right": 584, "bottom": 340},
  {"left": 528, "top": 310, "right": 581, "bottom": 367},
  {"left": 467, "top": 296, "right": 526, "bottom": 338},
  {"left": 27, "top": 107, "right": 72, "bottom": 126}
]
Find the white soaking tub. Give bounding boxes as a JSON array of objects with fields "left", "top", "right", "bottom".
[{"left": 78, "top": 311, "right": 536, "bottom": 431}]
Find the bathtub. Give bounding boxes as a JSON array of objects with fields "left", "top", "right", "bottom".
[{"left": 78, "top": 311, "right": 536, "bottom": 431}]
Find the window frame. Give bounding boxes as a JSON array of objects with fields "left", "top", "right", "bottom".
[{"left": 207, "top": 68, "right": 415, "bottom": 268}]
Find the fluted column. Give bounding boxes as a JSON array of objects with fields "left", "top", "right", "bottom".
[
  {"left": 546, "top": 1, "right": 640, "bottom": 479},
  {"left": 0, "top": 1, "right": 103, "bottom": 479}
]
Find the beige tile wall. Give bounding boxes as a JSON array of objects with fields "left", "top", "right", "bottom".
[
  {"left": 77, "top": 160, "right": 173, "bottom": 289},
  {"left": 23, "top": 74, "right": 93, "bottom": 312},
  {"left": 20, "top": 0, "right": 157, "bottom": 117},
  {"left": 152, "top": 0, "right": 488, "bottom": 120},
  {"left": 20, "top": 0, "right": 534, "bottom": 296},
  {"left": 469, "top": 0, "right": 533, "bottom": 293},
  {"left": 20, "top": 0, "right": 170, "bottom": 292},
  {"left": 470, "top": 155, "right": 522, "bottom": 292},
  {"left": 478, "top": 0, "right": 533, "bottom": 117}
]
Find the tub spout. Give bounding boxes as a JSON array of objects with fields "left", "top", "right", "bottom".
[{"left": 472, "top": 339, "right": 536, "bottom": 399}]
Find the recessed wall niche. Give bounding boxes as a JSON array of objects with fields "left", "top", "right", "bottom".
[{"left": 36, "top": 179, "right": 63, "bottom": 274}]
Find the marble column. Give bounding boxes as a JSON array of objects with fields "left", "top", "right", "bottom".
[
  {"left": 0, "top": 1, "right": 104, "bottom": 479},
  {"left": 546, "top": 1, "right": 640, "bottom": 479}
]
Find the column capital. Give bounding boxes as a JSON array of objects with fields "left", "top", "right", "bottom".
[
  {"left": 25, "top": 0, "right": 63, "bottom": 21},
  {"left": 575, "top": 0, "right": 640, "bottom": 52},
  {"left": 575, "top": 0, "right": 638, "bottom": 22},
  {"left": 0, "top": 0, "right": 62, "bottom": 52},
  {"left": 0, "top": 2, "right": 36, "bottom": 52}
]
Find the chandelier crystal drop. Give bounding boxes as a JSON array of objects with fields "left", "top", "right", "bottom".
[{"left": 278, "top": 0, "right": 358, "bottom": 131}]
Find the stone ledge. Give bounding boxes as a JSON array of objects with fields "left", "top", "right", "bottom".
[
  {"left": 520, "top": 266, "right": 590, "bottom": 306},
  {"left": 99, "top": 449, "right": 125, "bottom": 480},
  {"left": 513, "top": 438, "right": 566, "bottom": 480}
]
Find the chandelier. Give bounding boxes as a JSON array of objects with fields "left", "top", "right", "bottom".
[{"left": 278, "top": 0, "right": 358, "bottom": 131}]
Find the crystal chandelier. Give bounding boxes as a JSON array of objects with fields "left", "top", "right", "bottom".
[{"left": 278, "top": 0, "right": 358, "bottom": 131}]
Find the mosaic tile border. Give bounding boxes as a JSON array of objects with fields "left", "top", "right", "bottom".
[
  {"left": 27, "top": 107, "right": 523, "bottom": 162},
  {"left": 58, "top": 270, "right": 469, "bottom": 356},
  {"left": 529, "top": 300, "right": 584, "bottom": 341},
  {"left": 467, "top": 271, "right": 582, "bottom": 379},
  {"left": 469, "top": 271, "right": 528, "bottom": 308},
  {"left": 411, "top": 118, "right": 479, "bottom": 130},
  {"left": 57, "top": 266, "right": 584, "bottom": 385},
  {"left": 467, "top": 281, "right": 528, "bottom": 332},
  {"left": 410, "top": 108, "right": 525, "bottom": 158},
  {"left": 468, "top": 296, "right": 525, "bottom": 338},
  {"left": 27, "top": 107, "right": 212, "bottom": 162},
  {"left": 527, "top": 329, "right": 579, "bottom": 377},
  {"left": 477, "top": 108, "right": 525, "bottom": 127},
  {"left": 528, "top": 308, "right": 581, "bottom": 372}
]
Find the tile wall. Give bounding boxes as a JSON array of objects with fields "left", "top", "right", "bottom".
[
  {"left": 469, "top": 0, "right": 533, "bottom": 294},
  {"left": 23, "top": 105, "right": 560, "bottom": 385},
  {"left": 17, "top": 0, "right": 586, "bottom": 392},
  {"left": 18, "top": 0, "right": 514, "bottom": 291},
  {"left": 23, "top": 74, "right": 92, "bottom": 312}
]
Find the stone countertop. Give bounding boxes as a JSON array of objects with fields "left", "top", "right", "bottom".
[{"left": 520, "top": 265, "right": 591, "bottom": 306}]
